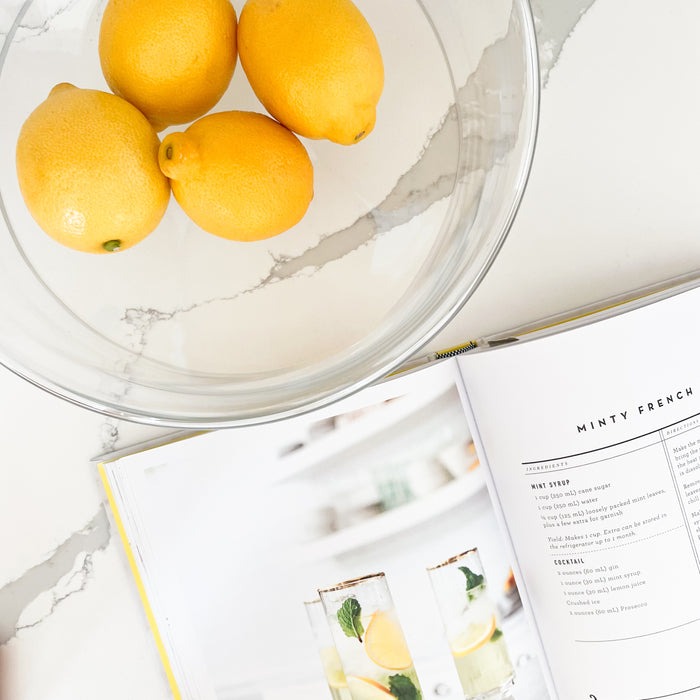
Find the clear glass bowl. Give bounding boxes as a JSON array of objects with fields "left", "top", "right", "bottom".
[{"left": 0, "top": 0, "right": 539, "bottom": 427}]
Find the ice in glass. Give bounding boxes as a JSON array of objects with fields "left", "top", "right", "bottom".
[{"left": 427, "top": 549, "right": 514, "bottom": 699}]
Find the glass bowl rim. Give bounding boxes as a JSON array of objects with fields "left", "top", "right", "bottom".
[{"left": 0, "top": 0, "right": 541, "bottom": 429}]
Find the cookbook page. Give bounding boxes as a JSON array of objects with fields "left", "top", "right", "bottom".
[
  {"left": 101, "top": 359, "right": 550, "bottom": 700},
  {"left": 457, "top": 284, "right": 700, "bottom": 700}
]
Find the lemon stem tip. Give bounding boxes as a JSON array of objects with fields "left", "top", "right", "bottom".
[{"left": 103, "top": 239, "right": 122, "bottom": 252}]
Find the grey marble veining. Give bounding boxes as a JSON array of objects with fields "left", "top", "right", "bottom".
[
  {"left": 0, "top": 0, "right": 81, "bottom": 42},
  {"left": 0, "top": 506, "right": 111, "bottom": 645},
  {"left": 120, "top": 5, "right": 526, "bottom": 349},
  {"left": 120, "top": 106, "right": 459, "bottom": 343},
  {"left": 531, "top": 0, "right": 597, "bottom": 84}
]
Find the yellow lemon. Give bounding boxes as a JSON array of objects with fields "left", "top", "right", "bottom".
[
  {"left": 450, "top": 616, "right": 497, "bottom": 657},
  {"left": 15, "top": 83, "right": 170, "bottom": 254},
  {"left": 99, "top": 0, "right": 238, "bottom": 131},
  {"left": 238, "top": 0, "right": 384, "bottom": 145},
  {"left": 159, "top": 111, "right": 313, "bottom": 242},
  {"left": 363, "top": 611, "right": 413, "bottom": 671}
]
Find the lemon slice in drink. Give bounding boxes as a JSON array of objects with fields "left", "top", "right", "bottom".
[
  {"left": 346, "top": 676, "right": 393, "bottom": 699},
  {"left": 319, "top": 646, "right": 347, "bottom": 689},
  {"left": 364, "top": 611, "right": 413, "bottom": 670},
  {"left": 450, "top": 616, "right": 497, "bottom": 657}
]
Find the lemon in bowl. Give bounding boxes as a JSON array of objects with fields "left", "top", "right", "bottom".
[
  {"left": 15, "top": 83, "right": 170, "bottom": 254},
  {"left": 98, "top": 0, "right": 239, "bottom": 132}
]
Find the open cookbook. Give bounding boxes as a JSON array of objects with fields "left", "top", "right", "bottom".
[{"left": 99, "top": 271, "right": 700, "bottom": 700}]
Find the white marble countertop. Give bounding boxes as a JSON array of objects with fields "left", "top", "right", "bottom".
[{"left": 3, "top": 0, "right": 700, "bottom": 697}]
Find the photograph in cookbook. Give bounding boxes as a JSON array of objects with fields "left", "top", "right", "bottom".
[{"left": 102, "top": 360, "right": 551, "bottom": 700}]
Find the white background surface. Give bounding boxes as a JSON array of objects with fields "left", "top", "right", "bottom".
[{"left": 3, "top": 0, "right": 700, "bottom": 698}]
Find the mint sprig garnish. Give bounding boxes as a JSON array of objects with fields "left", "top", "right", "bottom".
[
  {"left": 337, "top": 597, "right": 364, "bottom": 642},
  {"left": 458, "top": 565, "right": 484, "bottom": 591},
  {"left": 459, "top": 565, "right": 485, "bottom": 600},
  {"left": 490, "top": 627, "right": 503, "bottom": 642},
  {"left": 389, "top": 674, "right": 422, "bottom": 700}
]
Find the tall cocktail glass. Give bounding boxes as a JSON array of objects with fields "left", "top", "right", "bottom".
[
  {"left": 305, "top": 598, "right": 352, "bottom": 700},
  {"left": 319, "top": 573, "right": 423, "bottom": 700},
  {"left": 427, "top": 549, "right": 514, "bottom": 699}
]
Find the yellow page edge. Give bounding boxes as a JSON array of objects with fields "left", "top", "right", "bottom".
[{"left": 98, "top": 461, "right": 183, "bottom": 700}]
